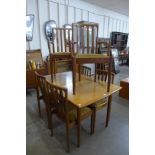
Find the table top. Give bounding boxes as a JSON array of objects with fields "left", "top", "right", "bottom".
[{"left": 45, "top": 72, "right": 121, "bottom": 108}]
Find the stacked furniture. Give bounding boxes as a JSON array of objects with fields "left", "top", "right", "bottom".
[{"left": 32, "top": 21, "right": 122, "bottom": 152}]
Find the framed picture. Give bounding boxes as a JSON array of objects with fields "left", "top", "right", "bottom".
[{"left": 26, "top": 14, "right": 34, "bottom": 41}]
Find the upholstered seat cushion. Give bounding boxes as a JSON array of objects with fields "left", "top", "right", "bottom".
[
  {"left": 75, "top": 54, "right": 108, "bottom": 58},
  {"left": 51, "top": 52, "right": 71, "bottom": 55},
  {"left": 57, "top": 103, "right": 92, "bottom": 122},
  {"left": 68, "top": 106, "right": 92, "bottom": 122}
]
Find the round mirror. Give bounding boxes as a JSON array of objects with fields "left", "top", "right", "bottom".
[{"left": 45, "top": 20, "right": 57, "bottom": 42}]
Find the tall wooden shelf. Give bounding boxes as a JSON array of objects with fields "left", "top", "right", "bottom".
[{"left": 110, "top": 32, "right": 128, "bottom": 52}]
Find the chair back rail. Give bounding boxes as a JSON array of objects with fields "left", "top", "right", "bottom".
[
  {"left": 35, "top": 71, "right": 46, "bottom": 99},
  {"left": 95, "top": 69, "right": 115, "bottom": 84},
  {"left": 80, "top": 65, "right": 91, "bottom": 77},
  {"left": 48, "top": 27, "right": 72, "bottom": 54},
  {"left": 46, "top": 81, "right": 69, "bottom": 117},
  {"left": 72, "top": 23, "right": 99, "bottom": 55}
]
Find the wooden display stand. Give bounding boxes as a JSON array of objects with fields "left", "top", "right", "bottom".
[{"left": 119, "top": 78, "right": 129, "bottom": 100}]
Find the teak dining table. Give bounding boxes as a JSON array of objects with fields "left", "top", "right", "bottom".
[{"left": 45, "top": 71, "right": 121, "bottom": 135}]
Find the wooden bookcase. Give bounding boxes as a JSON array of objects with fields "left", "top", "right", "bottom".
[{"left": 110, "top": 32, "right": 128, "bottom": 51}]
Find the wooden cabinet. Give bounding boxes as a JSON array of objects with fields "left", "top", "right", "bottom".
[
  {"left": 26, "top": 49, "right": 47, "bottom": 88},
  {"left": 119, "top": 78, "right": 129, "bottom": 100},
  {"left": 26, "top": 49, "right": 44, "bottom": 65},
  {"left": 26, "top": 69, "right": 46, "bottom": 88}
]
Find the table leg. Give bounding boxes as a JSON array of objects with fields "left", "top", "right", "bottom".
[{"left": 105, "top": 95, "right": 112, "bottom": 127}]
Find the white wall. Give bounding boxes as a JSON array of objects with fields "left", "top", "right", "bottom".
[{"left": 26, "top": 0, "right": 129, "bottom": 58}]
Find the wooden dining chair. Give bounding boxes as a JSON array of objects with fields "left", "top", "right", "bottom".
[
  {"left": 72, "top": 22, "right": 113, "bottom": 94},
  {"left": 47, "top": 27, "right": 73, "bottom": 82},
  {"left": 35, "top": 71, "right": 46, "bottom": 117},
  {"left": 89, "top": 69, "right": 115, "bottom": 133},
  {"left": 35, "top": 71, "right": 55, "bottom": 129},
  {"left": 45, "top": 80, "right": 94, "bottom": 152}
]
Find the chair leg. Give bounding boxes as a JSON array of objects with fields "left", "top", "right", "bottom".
[
  {"left": 36, "top": 88, "right": 41, "bottom": 117},
  {"left": 37, "top": 99, "right": 41, "bottom": 117},
  {"left": 50, "top": 113, "right": 53, "bottom": 136},
  {"left": 54, "top": 59, "right": 56, "bottom": 77},
  {"left": 77, "top": 108, "right": 80, "bottom": 147},
  {"left": 90, "top": 112, "right": 94, "bottom": 135},
  {"left": 51, "top": 124, "right": 53, "bottom": 136},
  {"left": 66, "top": 124, "right": 70, "bottom": 152},
  {"left": 78, "top": 64, "right": 81, "bottom": 81},
  {"left": 105, "top": 95, "right": 112, "bottom": 127},
  {"left": 92, "top": 109, "right": 96, "bottom": 134},
  {"left": 46, "top": 106, "right": 53, "bottom": 135},
  {"left": 50, "top": 57, "right": 54, "bottom": 82},
  {"left": 72, "top": 57, "right": 76, "bottom": 95}
]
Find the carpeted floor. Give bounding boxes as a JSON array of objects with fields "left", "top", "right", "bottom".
[{"left": 26, "top": 66, "right": 129, "bottom": 155}]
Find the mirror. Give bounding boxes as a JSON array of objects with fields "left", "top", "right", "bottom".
[
  {"left": 26, "top": 14, "right": 34, "bottom": 41},
  {"left": 45, "top": 20, "right": 57, "bottom": 42}
]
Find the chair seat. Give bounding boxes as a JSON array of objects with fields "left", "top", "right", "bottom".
[
  {"left": 58, "top": 103, "right": 92, "bottom": 122},
  {"left": 69, "top": 106, "right": 92, "bottom": 122},
  {"left": 52, "top": 52, "right": 71, "bottom": 55},
  {"left": 75, "top": 54, "right": 108, "bottom": 58},
  {"left": 89, "top": 98, "right": 108, "bottom": 109}
]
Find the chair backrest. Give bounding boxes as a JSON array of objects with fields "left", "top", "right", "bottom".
[
  {"left": 80, "top": 65, "right": 91, "bottom": 77},
  {"left": 97, "top": 39, "right": 112, "bottom": 56},
  {"left": 96, "top": 39, "right": 112, "bottom": 71},
  {"left": 95, "top": 69, "right": 115, "bottom": 84},
  {"left": 48, "top": 27, "right": 72, "bottom": 54},
  {"left": 72, "top": 23, "right": 99, "bottom": 55},
  {"left": 45, "top": 81, "right": 69, "bottom": 119},
  {"left": 35, "top": 71, "right": 46, "bottom": 99}
]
